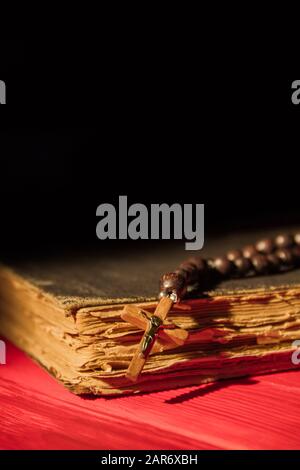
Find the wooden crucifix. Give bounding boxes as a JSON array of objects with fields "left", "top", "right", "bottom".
[{"left": 121, "top": 295, "right": 189, "bottom": 382}]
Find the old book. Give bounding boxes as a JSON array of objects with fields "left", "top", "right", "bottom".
[{"left": 1, "top": 233, "right": 300, "bottom": 396}]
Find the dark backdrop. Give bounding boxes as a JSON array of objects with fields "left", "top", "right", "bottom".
[{"left": 0, "top": 40, "right": 299, "bottom": 256}]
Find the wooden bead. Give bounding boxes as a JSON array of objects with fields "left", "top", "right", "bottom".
[
  {"left": 275, "top": 234, "right": 294, "bottom": 249},
  {"left": 276, "top": 248, "right": 294, "bottom": 267},
  {"left": 255, "top": 238, "right": 275, "bottom": 254},
  {"left": 294, "top": 233, "right": 300, "bottom": 245},
  {"left": 188, "top": 257, "right": 208, "bottom": 282},
  {"left": 214, "top": 257, "right": 232, "bottom": 276},
  {"left": 234, "top": 257, "right": 251, "bottom": 275},
  {"left": 187, "top": 256, "right": 207, "bottom": 272},
  {"left": 159, "top": 272, "right": 186, "bottom": 298},
  {"left": 267, "top": 254, "right": 281, "bottom": 272},
  {"left": 206, "top": 258, "right": 220, "bottom": 282},
  {"left": 207, "top": 258, "right": 215, "bottom": 269},
  {"left": 227, "top": 249, "right": 243, "bottom": 261},
  {"left": 174, "top": 268, "right": 189, "bottom": 281},
  {"left": 292, "top": 246, "right": 300, "bottom": 265},
  {"left": 179, "top": 261, "right": 195, "bottom": 271},
  {"left": 178, "top": 263, "right": 193, "bottom": 279},
  {"left": 251, "top": 254, "right": 270, "bottom": 274},
  {"left": 243, "top": 245, "right": 257, "bottom": 258},
  {"left": 179, "top": 261, "right": 199, "bottom": 283}
]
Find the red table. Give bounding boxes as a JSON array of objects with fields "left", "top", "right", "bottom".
[{"left": 1, "top": 341, "right": 300, "bottom": 450}]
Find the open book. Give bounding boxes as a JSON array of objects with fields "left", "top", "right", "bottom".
[{"left": 1, "top": 234, "right": 300, "bottom": 395}]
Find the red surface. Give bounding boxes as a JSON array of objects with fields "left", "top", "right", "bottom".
[{"left": 0, "top": 341, "right": 300, "bottom": 450}]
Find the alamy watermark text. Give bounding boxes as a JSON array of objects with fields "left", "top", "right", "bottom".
[
  {"left": 0, "top": 340, "right": 6, "bottom": 364},
  {"left": 96, "top": 196, "right": 204, "bottom": 250},
  {"left": 0, "top": 80, "right": 6, "bottom": 104}
]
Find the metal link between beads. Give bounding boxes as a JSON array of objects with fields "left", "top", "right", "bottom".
[{"left": 159, "top": 291, "right": 178, "bottom": 303}]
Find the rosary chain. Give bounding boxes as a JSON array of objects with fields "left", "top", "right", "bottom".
[{"left": 159, "top": 233, "right": 300, "bottom": 301}]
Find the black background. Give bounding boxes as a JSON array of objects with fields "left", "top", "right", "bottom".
[{"left": 1, "top": 39, "right": 299, "bottom": 257}]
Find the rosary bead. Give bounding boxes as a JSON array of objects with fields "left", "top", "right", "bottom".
[
  {"left": 187, "top": 256, "right": 208, "bottom": 282},
  {"left": 187, "top": 257, "right": 204, "bottom": 269},
  {"left": 267, "top": 254, "right": 281, "bottom": 272},
  {"left": 174, "top": 268, "right": 189, "bottom": 281},
  {"left": 293, "top": 246, "right": 300, "bottom": 265},
  {"left": 234, "top": 256, "right": 251, "bottom": 275},
  {"left": 294, "top": 233, "right": 300, "bottom": 245},
  {"left": 179, "top": 260, "right": 200, "bottom": 284},
  {"left": 255, "top": 238, "right": 275, "bottom": 254},
  {"left": 206, "top": 258, "right": 219, "bottom": 281},
  {"left": 243, "top": 245, "right": 257, "bottom": 258},
  {"left": 214, "top": 257, "right": 233, "bottom": 276},
  {"left": 207, "top": 258, "right": 215, "bottom": 269},
  {"left": 276, "top": 248, "right": 294, "bottom": 267},
  {"left": 186, "top": 256, "right": 207, "bottom": 273},
  {"left": 227, "top": 249, "right": 243, "bottom": 261},
  {"left": 159, "top": 272, "right": 186, "bottom": 299},
  {"left": 275, "top": 234, "right": 294, "bottom": 249},
  {"left": 179, "top": 261, "right": 195, "bottom": 271},
  {"left": 251, "top": 254, "right": 270, "bottom": 274}
]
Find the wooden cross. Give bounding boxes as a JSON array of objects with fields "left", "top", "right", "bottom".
[{"left": 121, "top": 296, "right": 189, "bottom": 382}]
